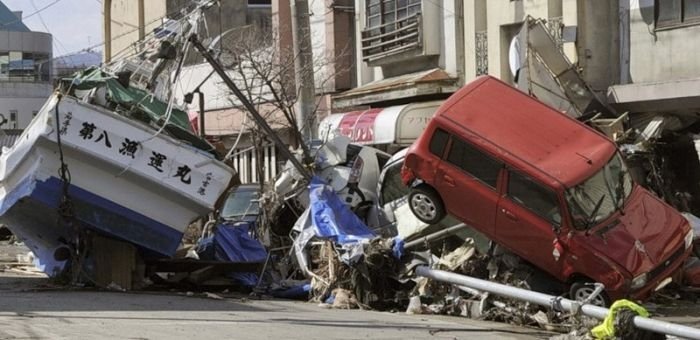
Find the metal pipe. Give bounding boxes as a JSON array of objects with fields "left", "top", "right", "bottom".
[
  {"left": 415, "top": 266, "right": 700, "bottom": 339},
  {"left": 188, "top": 34, "right": 311, "bottom": 181},
  {"left": 197, "top": 90, "right": 205, "bottom": 138},
  {"left": 404, "top": 223, "right": 470, "bottom": 250}
]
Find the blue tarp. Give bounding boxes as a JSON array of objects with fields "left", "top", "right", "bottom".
[
  {"left": 309, "top": 176, "right": 375, "bottom": 244},
  {"left": 214, "top": 224, "right": 268, "bottom": 263},
  {"left": 196, "top": 223, "right": 267, "bottom": 263}
]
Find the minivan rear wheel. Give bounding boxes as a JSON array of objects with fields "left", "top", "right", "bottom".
[
  {"left": 569, "top": 281, "right": 611, "bottom": 307},
  {"left": 408, "top": 185, "right": 445, "bottom": 224}
]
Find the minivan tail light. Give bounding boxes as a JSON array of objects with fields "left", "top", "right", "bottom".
[
  {"left": 400, "top": 164, "right": 415, "bottom": 185},
  {"left": 349, "top": 156, "right": 364, "bottom": 183}
]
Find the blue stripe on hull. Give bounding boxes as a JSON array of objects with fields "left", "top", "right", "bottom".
[{"left": 1, "top": 177, "right": 183, "bottom": 272}]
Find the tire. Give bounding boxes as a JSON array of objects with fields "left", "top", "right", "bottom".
[
  {"left": 408, "top": 185, "right": 446, "bottom": 224},
  {"left": 569, "top": 281, "right": 611, "bottom": 307}
]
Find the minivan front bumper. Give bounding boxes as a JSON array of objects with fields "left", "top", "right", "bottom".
[{"left": 624, "top": 246, "right": 691, "bottom": 301}]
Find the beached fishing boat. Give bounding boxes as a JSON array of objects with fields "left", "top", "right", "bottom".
[{"left": 0, "top": 1, "right": 236, "bottom": 276}]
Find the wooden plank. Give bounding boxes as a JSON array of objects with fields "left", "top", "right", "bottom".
[{"left": 92, "top": 235, "right": 137, "bottom": 290}]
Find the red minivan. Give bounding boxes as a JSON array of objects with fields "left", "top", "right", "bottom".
[{"left": 401, "top": 76, "right": 693, "bottom": 305}]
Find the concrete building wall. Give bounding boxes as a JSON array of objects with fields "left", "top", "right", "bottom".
[
  {"left": 107, "top": 0, "right": 165, "bottom": 61},
  {"left": 353, "top": 0, "right": 463, "bottom": 87},
  {"left": 576, "top": 0, "right": 620, "bottom": 92},
  {"left": 625, "top": 0, "right": 700, "bottom": 84},
  {"left": 464, "top": 0, "right": 617, "bottom": 93},
  {"left": 463, "top": 0, "right": 486, "bottom": 80}
]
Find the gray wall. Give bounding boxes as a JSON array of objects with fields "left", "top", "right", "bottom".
[
  {"left": 625, "top": 0, "right": 700, "bottom": 84},
  {"left": 576, "top": 0, "right": 620, "bottom": 93}
]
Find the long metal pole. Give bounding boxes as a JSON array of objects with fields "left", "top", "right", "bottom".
[
  {"left": 415, "top": 266, "right": 700, "bottom": 339},
  {"left": 404, "top": 223, "right": 470, "bottom": 250},
  {"left": 188, "top": 34, "right": 311, "bottom": 181}
]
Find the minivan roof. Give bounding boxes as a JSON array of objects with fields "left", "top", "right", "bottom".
[{"left": 437, "top": 76, "right": 616, "bottom": 188}]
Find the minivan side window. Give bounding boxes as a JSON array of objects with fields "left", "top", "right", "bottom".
[
  {"left": 429, "top": 128, "right": 449, "bottom": 157},
  {"left": 507, "top": 171, "right": 561, "bottom": 225},
  {"left": 446, "top": 137, "right": 501, "bottom": 188}
]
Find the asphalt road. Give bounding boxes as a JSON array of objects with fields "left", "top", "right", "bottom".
[
  {"left": 0, "top": 273, "right": 554, "bottom": 340},
  {"left": 0, "top": 241, "right": 551, "bottom": 340}
]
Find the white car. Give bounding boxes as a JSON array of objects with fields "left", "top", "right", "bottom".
[{"left": 369, "top": 148, "right": 490, "bottom": 250}]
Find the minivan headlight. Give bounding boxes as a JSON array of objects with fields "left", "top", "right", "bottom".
[
  {"left": 685, "top": 229, "right": 695, "bottom": 249},
  {"left": 630, "top": 273, "right": 648, "bottom": 290}
]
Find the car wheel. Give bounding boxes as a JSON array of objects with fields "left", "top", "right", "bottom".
[
  {"left": 408, "top": 185, "right": 445, "bottom": 224},
  {"left": 569, "top": 281, "right": 610, "bottom": 307}
]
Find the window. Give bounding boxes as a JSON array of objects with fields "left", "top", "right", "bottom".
[
  {"left": 657, "top": 0, "right": 700, "bottom": 27},
  {"left": 446, "top": 137, "right": 501, "bottom": 188},
  {"left": 429, "top": 128, "right": 448, "bottom": 157},
  {"left": 507, "top": 171, "right": 561, "bottom": 225},
  {"left": 366, "top": 0, "right": 421, "bottom": 29},
  {"left": 361, "top": 0, "right": 422, "bottom": 61}
]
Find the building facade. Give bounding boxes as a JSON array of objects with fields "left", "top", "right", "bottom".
[
  {"left": 316, "top": 0, "right": 464, "bottom": 153},
  {"left": 463, "top": 0, "right": 620, "bottom": 97},
  {"left": 609, "top": 0, "right": 700, "bottom": 116},
  {"left": 103, "top": 0, "right": 271, "bottom": 63},
  {"left": 0, "top": 2, "right": 53, "bottom": 130}
]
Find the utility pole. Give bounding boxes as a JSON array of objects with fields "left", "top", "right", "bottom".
[
  {"left": 189, "top": 34, "right": 312, "bottom": 181},
  {"left": 290, "top": 0, "right": 317, "bottom": 141}
]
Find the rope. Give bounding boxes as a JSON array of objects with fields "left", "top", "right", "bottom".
[{"left": 54, "top": 96, "right": 73, "bottom": 223}]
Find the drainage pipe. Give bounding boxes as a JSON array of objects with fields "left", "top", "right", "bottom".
[{"left": 415, "top": 266, "right": 700, "bottom": 339}]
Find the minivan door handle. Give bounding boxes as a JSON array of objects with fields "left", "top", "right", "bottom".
[
  {"left": 443, "top": 175, "right": 455, "bottom": 187},
  {"left": 501, "top": 208, "right": 518, "bottom": 221}
]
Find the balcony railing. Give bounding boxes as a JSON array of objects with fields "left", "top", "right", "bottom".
[
  {"left": 475, "top": 30, "right": 488, "bottom": 76},
  {"left": 547, "top": 16, "right": 564, "bottom": 51},
  {"left": 361, "top": 13, "right": 422, "bottom": 62}
]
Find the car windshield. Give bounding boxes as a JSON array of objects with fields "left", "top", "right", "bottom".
[
  {"left": 565, "top": 153, "right": 634, "bottom": 230},
  {"left": 220, "top": 188, "right": 261, "bottom": 219}
]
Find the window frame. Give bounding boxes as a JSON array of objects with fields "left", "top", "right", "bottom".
[
  {"left": 505, "top": 169, "right": 562, "bottom": 226},
  {"left": 365, "top": 0, "right": 422, "bottom": 30},
  {"left": 444, "top": 135, "right": 502, "bottom": 190},
  {"left": 656, "top": 0, "right": 700, "bottom": 29},
  {"left": 428, "top": 128, "right": 449, "bottom": 158}
]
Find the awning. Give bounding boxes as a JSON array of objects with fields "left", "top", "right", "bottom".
[
  {"left": 318, "top": 101, "right": 442, "bottom": 146},
  {"left": 608, "top": 77, "right": 700, "bottom": 114}
]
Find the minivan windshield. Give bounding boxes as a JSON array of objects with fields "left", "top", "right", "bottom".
[
  {"left": 220, "top": 187, "right": 261, "bottom": 220},
  {"left": 565, "top": 154, "right": 634, "bottom": 230}
]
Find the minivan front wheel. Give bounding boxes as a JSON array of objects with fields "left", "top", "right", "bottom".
[
  {"left": 569, "top": 282, "right": 610, "bottom": 307},
  {"left": 408, "top": 185, "right": 446, "bottom": 224}
]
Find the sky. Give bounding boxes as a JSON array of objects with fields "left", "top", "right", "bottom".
[{"left": 2, "top": 0, "right": 102, "bottom": 57}]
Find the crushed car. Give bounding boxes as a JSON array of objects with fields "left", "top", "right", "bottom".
[{"left": 400, "top": 75, "right": 693, "bottom": 305}]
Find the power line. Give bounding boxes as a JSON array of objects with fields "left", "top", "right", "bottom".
[
  {"left": 29, "top": 0, "right": 74, "bottom": 61},
  {"left": 0, "top": 0, "right": 65, "bottom": 28},
  {"left": 53, "top": 1, "right": 197, "bottom": 60}
]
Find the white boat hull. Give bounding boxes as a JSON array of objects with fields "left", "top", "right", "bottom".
[{"left": 0, "top": 94, "right": 236, "bottom": 275}]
